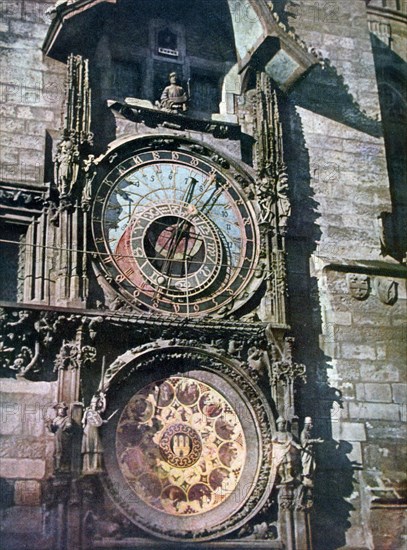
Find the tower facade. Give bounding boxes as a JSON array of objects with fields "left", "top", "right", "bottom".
[{"left": 0, "top": 1, "right": 405, "bottom": 549}]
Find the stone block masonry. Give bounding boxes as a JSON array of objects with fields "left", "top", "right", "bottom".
[
  {"left": 0, "top": 379, "right": 57, "bottom": 478},
  {"left": 284, "top": 4, "right": 406, "bottom": 547},
  {"left": 0, "top": 0, "right": 66, "bottom": 187}
]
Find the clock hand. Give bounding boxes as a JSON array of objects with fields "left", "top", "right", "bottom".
[
  {"left": 155, "top": 178, "right": 196, "bottom": 266},
  {"left": 200, "top": 183, "right": 223, "bottom": 215},
  {"left": 156, "top": 218, "right": 189, "bottom": 280},
  {"left": 185, "top": 254, "right": 190, "bottom": 318},
  {"left": 157, "top": 176, "right": 202, "bottom": 274},
  {"left": 183, "top": 176, "right": 198, "bottom": 204},
  {"left": 188, "top": 173, "right": 217, "bottom": 207}
]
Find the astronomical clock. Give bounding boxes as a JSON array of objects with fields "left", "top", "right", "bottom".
[
  {"left": 91, "top": 136, "right": 261, "bottom": 318},
  {"left": 84, "top": 135, "right": 281, "bottom": 541},
  {"left": 18, "top": 4, "right": 321, "bottom": 547}
]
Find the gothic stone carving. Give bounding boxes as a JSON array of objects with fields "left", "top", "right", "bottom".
[
  {"left": 300, "top": 417, "right": 323, "bottom": 488},
  {"left": 0, "top": 309, "right": 57, "bottom": 378},
  {"left": 271, "top": 417, "right": 302, "bottom": 485},
  {"left": 347, "top": 273, "right": 370, "bottom": 300},
  {"left": 82, "top": 392, "right": 107, "bottom": 475},
  {"left": 157, "top": 71, "right": 189, "bottom": 113},
  {"left": 374, "top": 278, "right": 398, "bottom": 305},
  {"left": 46, "top": 402, "right": 73, "bottom": 473},
  {"left": 54, "top": 341, "right": 97, "bottom": 371},
  {"left": 53, "top": 54, "right": 93, "bottom": 204}
]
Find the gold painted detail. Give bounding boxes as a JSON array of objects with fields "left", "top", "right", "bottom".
[{"left": 116, "top": 377, "right": 246, "bottom": 516}]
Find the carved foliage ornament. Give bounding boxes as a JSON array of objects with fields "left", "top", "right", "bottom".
[
  {"left": 0, "top": 308, "right": 101, "bottom": 378},
  {"left": 54, "top": 341, "right": 97, "bottom": 371},
  {"left": 0, "top": 309, "right": 52, "bottom": 377},
  {"left": 271, "top": 360, "right": 306, "bottom": 385}
]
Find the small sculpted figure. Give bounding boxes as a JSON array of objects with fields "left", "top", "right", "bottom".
[
  {"left": 271, "top": 417, "right": 301, "bottom": 484},
  {"left": 54, "top": 135, "right": 80, "bottom": 196},
  {"left": 46, "top": 402, "right": 72, "bottom": 473},
  {"left": 158, "top": 72, "right": 188, "bottom": 112},
  {"left": 300, "top": 416, "right": 323, "bottom": 487},
  {"left": 82, "top": 392, "right": 107, "bottom": 474}
]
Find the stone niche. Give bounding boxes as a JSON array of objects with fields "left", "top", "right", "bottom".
[{"left": 44, "top": 0, "right": 239, "bottom": 146}]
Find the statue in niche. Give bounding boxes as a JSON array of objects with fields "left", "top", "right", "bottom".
[
  {"left": 276, "top": 169, "right": 291, "bottom": 231},
  {"left": 158, "top": 72, "right": 188, "bottom": 113},
  {"left": 271, "top": 417, "right": 301, "bottom": 484},
  {"left": 300, "top": 416, "right": 323, "bottom": 487},
  {"left": 46, "top": 402, "right": 72, "bottom": 473},
  {"left": 82, "top": 392, "right": 107, "bottom": 475},
  {"left": 54, "top": 133, "right": 80, "bottom": 197}
]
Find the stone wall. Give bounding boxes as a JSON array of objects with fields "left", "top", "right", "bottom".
[
  {"left": 0, "top": 378, "right": 57, "bottom": 548},
  {"left": 0, "top": 1, "right": 405, "bottom": 549},
  {"left": 283, "top": 1, "right": 406, "bottom": 548},
  {"left": 0, "top": 0, "right": 66, "bottom": 187}
]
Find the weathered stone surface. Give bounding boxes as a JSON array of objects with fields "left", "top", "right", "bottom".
[
  {"left": 0, "top": 402, "right": 47, "bottom": 437},
  {"left": 0, "top": 506, "right": 43, "bottom": 535},
  {"left": 0, "top": 458, "right": 45, "bottom": 479},
  {"left": 338, "top": 422, "right": 367, "bottom": 442},
  {"left": 356, "top": 383, "right": 392, "bottom": 403},
  {"left": 365, "top": 421, "right": 406, "bottom": 441},
  {"left": 364, "top": 443, "right": 407, "bottom": 478},
  {"left": 0, "top": 436, "right": 46, "bottom": 459},
  {"left": 340, "top": 343, "right": 377, "bottom": 361},
  {"left": 359, "top": 363, "right": 400, "bottom": 383},
  {"left": 325, "top": 310, "right": 352, "bottom": 326},
  {"left": 370, "top": 508, "right": 406, "bottom": 550},
  {"left": 0, "top": 379, "right": 57, "bottom": 396},
  {"left": 392, "top": 384, "right": 407, "bottom": 404},
  {"left": 349, "top": 402, "right": 401, "bottom": 421},
  {"left": 338, "top": 381, "right": 356, "bottom": 401},
  {"left": 14, "top": 480, "right": 41, "bottom": 506}
]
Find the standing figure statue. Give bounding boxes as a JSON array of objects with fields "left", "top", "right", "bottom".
[
  {"left": 271, "top": 417, "right": 301, "bottom": 484},
  {"left": 158, "top": 72, "right": 188, "bottom": 113},
  {"left": 54, "top": 134, "right": 80, "bottom": 197},
  {"left": 300, "top": 416, "right": 323, "bottom": 487},
  {"left": 82, "top": 392, "right": 107, "bottom": 475},
  {"left": 46, "top": 402, "right": 72, "bottom": 473}
]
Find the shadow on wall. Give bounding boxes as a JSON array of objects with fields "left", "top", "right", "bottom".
[
  {"left": 269, "top": 2, "right": 383, "bottom": 137},
  {"left": 313, "top": 440, "right": 362, "bottom": 550},
  {"left": 282, "top": 96, "right": 358, "bottom": 549},
  {"left": 268, "top": 1, "right": 405, "bottom": 265},
  {"left": 292, "top": 60, "right": 383, "bottom": 138},
  {"left": 0, "top": 479, "right": 14, "bottom": 509},
  {"left": 370, "top": 33, "right": 407, "bottom": 264}
]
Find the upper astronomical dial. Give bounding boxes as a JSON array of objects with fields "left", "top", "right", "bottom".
[{"left": 92, "top": 148, "right": 259, "bottom": 317}]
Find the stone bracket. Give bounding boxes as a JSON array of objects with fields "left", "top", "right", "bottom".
[{"left": 108, "top": 99, "right": 241, "bottom": 140}]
